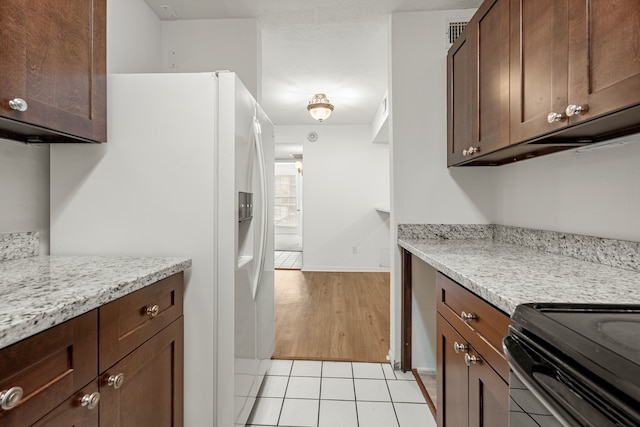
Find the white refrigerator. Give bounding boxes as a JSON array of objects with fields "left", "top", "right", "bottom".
[{"left": 50, "top": 72, "right": 275, "bottom": 427}]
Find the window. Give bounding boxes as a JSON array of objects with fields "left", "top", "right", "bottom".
[{"left": 274, "top": 174, "right": 298, "bottom": 228}]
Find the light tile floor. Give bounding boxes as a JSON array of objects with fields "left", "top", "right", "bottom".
[
  {"left": 246, "top": 360, "right": 436, "bottom": 427},
  {"left": 275, "top": 251, "right": 303, "bottom": 269}
]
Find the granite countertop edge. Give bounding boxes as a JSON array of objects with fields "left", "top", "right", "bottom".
[
  {"left": 398, "top": 238, "right": 640, "bottom": 316},
  {"left": 0, "top": 256, "right": 192, "bottom": 350},
  {"left": 399, "top": 239, "right": 515, "bottom": 312}
]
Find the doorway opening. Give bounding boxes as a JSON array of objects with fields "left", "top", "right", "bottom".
[{"left": 274, "top": 160, "right": 303, "bottom": 269}]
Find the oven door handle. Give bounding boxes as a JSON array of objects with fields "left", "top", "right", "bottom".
[{"left": 503, "top": 335, "right": 616, "bottom": 427}]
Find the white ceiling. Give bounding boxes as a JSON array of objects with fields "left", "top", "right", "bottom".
[{"left": 144, "top": 0, "right": 481, "bottom": 128}]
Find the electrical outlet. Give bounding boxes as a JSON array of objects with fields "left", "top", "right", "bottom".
[
  {"left": 168, "top": 51, "right": 178, "bottom": 69},
  {"left": 352, "top": 246, "right": 358, "bottom": 254}
]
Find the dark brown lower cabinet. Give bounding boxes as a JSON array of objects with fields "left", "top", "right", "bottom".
[
  {"left": 437, "top": 314, "right": 508, "bottom": 427},
  {"left": 468, "top": 347, "right": 509, "bottom": 426},
  {"left": 0, "top": 273, "right": 184, "bottom": 426},
  {"left": 0, "top": 311, "right": 98, "bottom": 427},
  {"left": 99, "top": 317, "right": 184, "bottom": 427},
  {"left": 437, "top": 314, "right": 469, "bottom": 427}
]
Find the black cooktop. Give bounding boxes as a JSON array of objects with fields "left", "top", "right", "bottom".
[{"left": 511, "top": 303, "right": 640, "bottom": 406}]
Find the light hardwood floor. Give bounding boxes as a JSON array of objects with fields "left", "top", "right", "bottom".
[{"left": 272, "top": 270, "right": 390, "bottom": 363}]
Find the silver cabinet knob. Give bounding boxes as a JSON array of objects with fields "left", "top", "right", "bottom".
[
  {"left": 460, "top": 311, "right": 477, "bottom": 323},
  {"left": 145, "top": 304, "right": 159, "bottom": 317},
  {"left": 8, "top": 98, "right": 28, "bottom": 112},
  {"left": 565, "top": 104, "right": 588, "bottom": 117},
  {"left": 80, "top": 392, "right": 100, "bottom": 410},
  {"left": 453, "top": 342, "right": 468, "bottom": 353},
  {"left": 106, "top": 373, "right": 125, "bottom": 389},
  {"left": 465, "top": 353, "right": 480, "bottom": 366},
  {"left": 462, "top": 146, "right": 479, "bottom": 157},
  {"left": 0, "top": 386, "right": 23, "bottom": 410},
  {"left": 547, "top": 112, "right": 565, "bottom": 123}
]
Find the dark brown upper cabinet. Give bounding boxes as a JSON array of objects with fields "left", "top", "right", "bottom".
[
  {"left": 449, "top": 0, "right": 640, "bottom": 166},
  {"left": 448, "top": 0, "right": 510, "bottom": 167},
  {"left": 511, "top": 0, "right": 640, "bottom": 144},
  {"left": 566, "top": 0, "right": 640, "bottom": 126},
  {"left": 447, "top": 24, "right": 475, "bottom": 166},
  {"left": 0, "top": 0, "right": 106, "bottom": 143},
  {"left": 509, "top": 0, "right": 569, "bottom": 143}
]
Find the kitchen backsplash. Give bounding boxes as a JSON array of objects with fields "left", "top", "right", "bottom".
[
  {"left": 398, "top": 224, "right": 640, "bottom": 273},
  {"left": 397, "top": 224, "right": 495, "bottom": 240},
  {"left": 0, "top": 232, "right": 39, "bottom": 261}
]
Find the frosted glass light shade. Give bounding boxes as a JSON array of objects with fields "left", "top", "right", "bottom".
[{"left": 307, "top": 94, "right": 334, "bottom": 122}]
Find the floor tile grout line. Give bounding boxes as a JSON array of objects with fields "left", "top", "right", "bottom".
[
  {"left": 385, "top": 372, "right": 402, "bottom": 427},
  {"left": 276, "top": 361, "right": 295, "bottom": 426},
  {"left": 316, "top": 361, "right": 323, "bottom": 427},
  {"left": 350, "top": 362, "right": 361, "bottom": 427}
]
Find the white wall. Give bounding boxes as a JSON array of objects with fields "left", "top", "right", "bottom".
[
  {"left": 0, "top": 0, "right": 160, "bottom": 255},
  {"left": 389, "top": 10, "right": 493, "bottom": 368},
  {"left": 277, "top": 125, "right": 390, "bottom": 272},
  {"left": 160, "top": 19, "right": 259, "bottom": 98},
  {"left": 107, "top": 0, "right": 162, "bottom": 73},
  {"left": 0, "top": 141, "right": 50, "bottom": 254},
  {"left": 494, "top": 135, "right": 640, "bottom": 242}
]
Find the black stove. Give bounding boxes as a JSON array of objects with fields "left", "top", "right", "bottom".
[{"left": 503, "top": 303, "right": 640, "bottom": 427}]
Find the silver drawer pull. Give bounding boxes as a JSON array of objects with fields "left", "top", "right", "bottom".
[
  {"left": 145, "top": 304, "right": 159, "bottom": 317},
  {"left": 465, "top": 353, "right": 480, "bottom": 366},
  {"left": 106, "top": 373, "right": 125, "bottom": 389},
  {"left": 80, "top": 392, "right": 100, "bottom": 410},
  {"left": 453, "top": 342, "right": 468, "bottom": 353},
  {"left": 460, "top": 311, "right": 477, "bottom": 323},
  {"left": 0, "top": 386, "right": 23, "bottom": 410}
]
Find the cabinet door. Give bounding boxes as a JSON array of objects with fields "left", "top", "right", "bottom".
[
  {"left": 447, "top": 22, "right": 477, "bottom": 166},
  {"left": 30, "top": 380, "right": 100, "bottom": 427},
  {"left": 476, "top": 0, "right": 511, "bottom": 153},
  {"left": 436, "top": 314, "right": 469, "bottom": 427},
  {"left": 448, "top": 0, "right": 510, "bottom": 166},
  {"left": 468, "top": 351, "right": 509, "bottom": 427},
  {"left": 510, "top": 0, "right": 569, "bottom": 143},
  {"left": 99, "top": 317, "right": 184, "bottom": 427},
  {"left": 567, "top": 0, "right": 640, "bottom": 123},
  {"left": 0, "top": 0, "right": 106, "bottom": 142}
]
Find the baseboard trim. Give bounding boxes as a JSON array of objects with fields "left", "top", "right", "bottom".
[{"left": 301, "top": 266, "right": 390, "bottom": 273}]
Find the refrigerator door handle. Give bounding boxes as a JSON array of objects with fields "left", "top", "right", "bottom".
[{"left": 252, "top": 116, "right": 268, "bottom": 300}]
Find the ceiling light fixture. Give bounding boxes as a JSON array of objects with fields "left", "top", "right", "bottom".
[{"left": 307, "top": 94, "right": 334, "bottom": 122}]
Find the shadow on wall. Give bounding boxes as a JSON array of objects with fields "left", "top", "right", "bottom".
[
  {"left": 0, "top": 140, "right": 51, "bottom": 253},
  {"left": 50, "top": 144, "right": 108, "bottom": 223},
  {"left": 448, "top": 166, "right": 496, "bottom": 220}
]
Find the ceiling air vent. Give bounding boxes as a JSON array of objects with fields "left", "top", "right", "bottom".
[{"left": 447, "top": 21, "right": 469, "bottom": 48}]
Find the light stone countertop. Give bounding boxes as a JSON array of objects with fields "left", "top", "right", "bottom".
[
  {"left": 0, "top": 255, "right": 192, "bottom": 349},
  {"left": 398, "top": 238, "right": 640, "bottom": 316}
]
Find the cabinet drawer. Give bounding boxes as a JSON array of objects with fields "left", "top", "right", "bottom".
[
  {"left": 99, "top": 272, "right": 183, "bottom": 372},
  {"left": 31, "top": 379, "right": 100, "bottom": 427},
  {"left": 0, "top": 310, "right": 98, "bottom": 427},
  {"left": 436, "top": 272, "right": 510, "bottom": 380}
]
